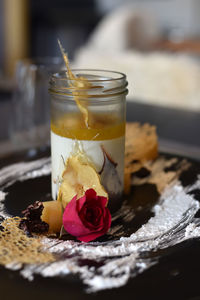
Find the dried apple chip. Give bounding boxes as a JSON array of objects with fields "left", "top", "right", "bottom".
[{"left": 57, "top": 153, "right": 108, "bottom": 209}]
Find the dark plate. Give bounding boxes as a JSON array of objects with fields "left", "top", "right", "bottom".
[{"left": 1, "top": 148, "right": 200, "bottom": 300}]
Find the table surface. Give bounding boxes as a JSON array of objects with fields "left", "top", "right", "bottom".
[{"left": 0, "top": 93, "right": 200, "bottom": 300}]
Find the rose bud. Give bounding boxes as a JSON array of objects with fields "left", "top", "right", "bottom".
[{"left": 63, "top": 189, "right": 111, "bottom": 242}]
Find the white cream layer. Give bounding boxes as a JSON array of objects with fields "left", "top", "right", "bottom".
[{"left": 51, "top": 131, "right": 125, "bottom": 200}]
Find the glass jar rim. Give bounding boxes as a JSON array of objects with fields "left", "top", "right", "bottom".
[
  {"left": 51, "top": 69, "right": 127, "bottom": 82},
  {"left": 49, "top": 69, "right": 128, "bottom": 99}
]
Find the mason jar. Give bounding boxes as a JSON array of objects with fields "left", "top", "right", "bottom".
[{"left": 49, "top": 69, "right": 128, "bottom": 211}]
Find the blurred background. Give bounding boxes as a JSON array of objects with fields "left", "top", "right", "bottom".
[{"left": 0, "top": 0, "right": 200, "bottom": 156}]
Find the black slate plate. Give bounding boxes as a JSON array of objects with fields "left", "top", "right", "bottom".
[{"left": 0, "top": 148, "right": 200, "bottom": 300}]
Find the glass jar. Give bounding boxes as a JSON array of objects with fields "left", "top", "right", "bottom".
[{"left": 49, "top": 69, "right": 128, "bottom": 211}]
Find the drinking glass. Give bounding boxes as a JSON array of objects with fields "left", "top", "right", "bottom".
[{"left": 10, "top": 57, "right": 63, "bottom": 150}]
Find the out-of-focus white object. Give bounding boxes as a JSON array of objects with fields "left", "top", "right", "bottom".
[
  {"left": 73, "top": 5, "right": 200, "bottom": 112},
  {"left": 74, "top": 48, "right": 200, "bottom": 111},
  {"left": 96, "top": 0, "right": 200, "bottom": 39},
  {"left": 85, "top": 5, "right": 161, "bottom": 52}
]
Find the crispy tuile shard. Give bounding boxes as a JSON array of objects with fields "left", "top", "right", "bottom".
[
  {"left": 58, "top": 39, "right": 91, "bottom": 128},
  {"left": 0, "top": 217, "right": 54, "bottom": 265},
  {"left": 124, "top": 122, "right": 158, "bottom": 194}
]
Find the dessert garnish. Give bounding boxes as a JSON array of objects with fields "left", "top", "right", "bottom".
[
  {"left": 57, "top": 149, "right": 108, "bottom": 209},
  {"left": 19, "top": 200, "right": 63, "bottom": 235},
  {"left": 58, "top": 40, "right": 91, "bottom": 128},
  {"left": 0, "top": 217, "right": 54, "bottom": 265},
  {"left": 99, "top": 146, "right": 122, "bottom": 201},
  {"left": 124, "top": 122, "right": 158, "bottom": 194},
  {"left": 41, "top": 200, "right": 63, "bottom": 233},
  {"left": 19, "top": 201, "right": 49, "bottom": 236},
  {"left": 17, "top": 146, "right": 110, "bottom": 241},
  {"left": 63, "top": 188, "right": 111, "bottom": 242}
]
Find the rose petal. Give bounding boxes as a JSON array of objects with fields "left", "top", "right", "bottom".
[
  {"left": 63, "top": 195, "right": 91, "bottom": 237},
  {"left": 85, "top": 189, "right": 108, "bottom": 208},
  {"left": 77, "top": 194, "right": 86, "bottom": 211},
  {"left": 97, "top": 195, "right": 108, "bottom": 207},
  {"left": 80, "top": 205, "right": 104, "bottom": 230},
  {"left": 85, "top": 189, "right": 97, "bottom": 201},
  {"left": 78, "top": 207, "right": 112, "bottom": 242}
]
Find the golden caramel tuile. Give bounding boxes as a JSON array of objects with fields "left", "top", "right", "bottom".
[
  {"left": 0, "top": 217, "right": 54, "bottom": 265},
  {"left": 58, "top": 40, "right": 91, "bottom": 128}
]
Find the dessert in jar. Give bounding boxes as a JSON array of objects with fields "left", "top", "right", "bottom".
[{"left": 49, "top": 69, "right": 128, "bottom": 211}]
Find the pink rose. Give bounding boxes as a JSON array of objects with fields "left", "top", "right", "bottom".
[{"left": 63, "top": 189, "right": 111, "bottom": 242}]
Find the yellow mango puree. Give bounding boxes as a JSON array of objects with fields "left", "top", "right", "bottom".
[{"left": 51, "top": 113, "right": 125, "bottom": 141}]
